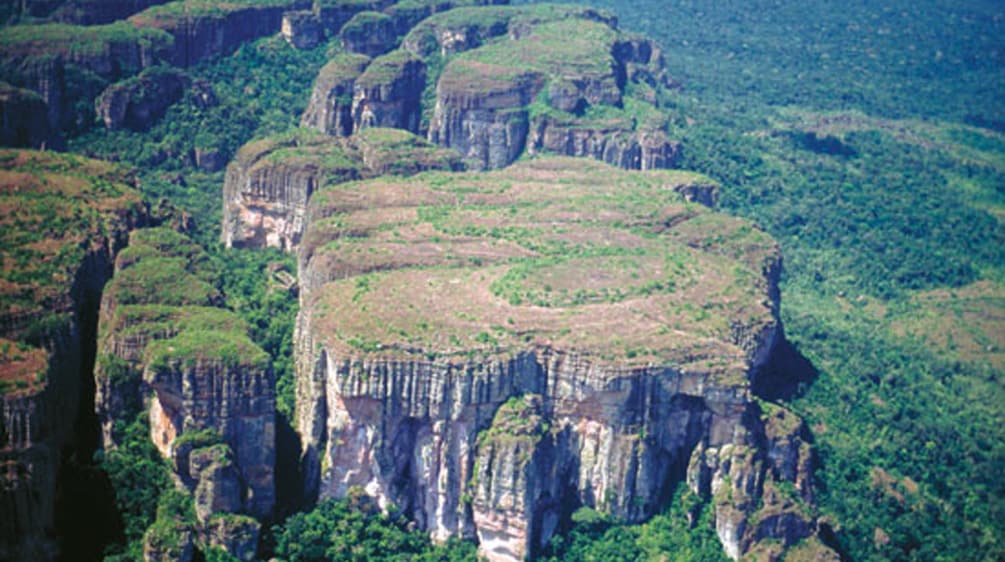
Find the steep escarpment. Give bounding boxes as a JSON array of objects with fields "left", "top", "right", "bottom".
[
  {"left": 293, "top": 157, "right": 836, "bottom": 561},
  {"left": 406, "top": 5, "right": 679, "bottom": 170},
  {"left": 128, "top": 0, "right": 312, "bottom": 68},
  {"left": 0, "top": 150, "right": 147, "bottom": 562},
  {"left": 0, "top": 82, "right": 59, "bottom": 149},
  {"left": 0, "top": 21, "right": 173, "bottom": 134},
  {"left": 94, "top": 227, "right": 275, "bottom": 559},
  {"left": 95, "top": 65, "right": 189, "bottom": 130},
  {"left": 222, "top": 127, "right": 462, "bottom": 251},
  {"left": 6, "top": 0, "right": 172, "bottom": 24}
]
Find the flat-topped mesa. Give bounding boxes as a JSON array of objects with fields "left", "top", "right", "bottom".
[
  {"left": 293, "top": 157, "right": 833, "bottom": 560},
  {"left": 222, "top": 127, "right": 462, "bottom": 251},
  {"left": 411, "top": 5, "right": 679, "bottom": 170},
  {"left": 0, "top": 150, "right": 147, "bottom": 562}
]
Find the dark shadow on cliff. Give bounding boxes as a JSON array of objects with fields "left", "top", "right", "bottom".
[
  {"left": 256, "top": 411, "right": 305, "bottom": 559},
  {"left": 752, "top": 334, "right": 819, "bottom": 402},
  {"left": 55, "top": 269, "right": 124, "bottom": 561}
]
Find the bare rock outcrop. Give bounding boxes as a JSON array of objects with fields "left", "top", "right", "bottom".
[
  {"left": 0, "top": 22, "right": 173, "bottom": 133},
  {"left": 95, "top": 66, "right": 189, "bottom": 131},
  {"left": 293, "top": 157, "right": 836, "bottom": 561},
  {"left": 340, "top": 11, "right": 397, "bottom": 57},
  {"left": 93, "top": 227, "right": 276, "bottom": 521},
  {"left": 301, "top": 53, "right": 372, "bottom": 137},
  {"left": 282, "top": 10, "right": 323, "bottom": 50},
  {"left": 352, "top": 49, "right": 425, "bottom": 134},
  {"left": 0, "top": 150, "right": 147, "bottom": 562},
  {"left": 221, "top": 127, "right": 462, "bottom": 251},
  {"left": 128, "top": 0, "right": 312, "bottom": 68},
  {"left": 421, "top": 7, "right": 681, "bottom": 170}
]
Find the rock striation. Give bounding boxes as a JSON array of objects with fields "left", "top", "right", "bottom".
[
  {"left": 0, "top": 150, "right": 148, "bottom": 562},
  {"left": 351, "top": 49, "right": 426, "bottom": 134},
  {"left": 222, "top": 127, "right": 463, "bottom": 251},
  {"left": 95, "top": 66, "right": 189, "bottom": 131},
  {"left": 301, "top": 53, "right": 372, "bottom": 137},
  {"left": 0, "top": 22, "right": 173, "bottom": 134},
  {"left": 408, "top": 5, "right": 680, "bottom": 170},
  {"left": 128, "top": 0, "right": 313, "bottom": 68},
  {"left": 93, "top": 226, "right": 274, "bottom": 558},
  {"left": 293, "top": 157, "right": 836, "bottom": 561}
]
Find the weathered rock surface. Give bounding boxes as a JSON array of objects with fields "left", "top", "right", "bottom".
[
  {"left": 128, "top": 0, "right": 312, "bottom": 68},
  {"left": 222, "top": 127, "right": 462, "bottom": 251},
  {"left": 293, "top": 157, "right": 835, "bottom": 560},
  {"left": 201, "top": 513, "right": 260, "bottom": 562},
  {"left": 0, "top": 22, "right": 173, "bottom": 133},
  {"left": 420, "top": 6, "right": 681, "bottom": 170},
  {"left": 282, "top": 10, "right": 323, "bottom": 50},
  {"left": 0, "top": 150, "right": 147, "bottom": 562},
  {"left": 48, "top": 0, "right": 173, "bottom": 25},
  {"left": 352, "top": 49, "right": 425, "bottom": 134},
  {"left": 0, "top": 82, "right": 59, "bottom": 149},
  {"left": 95, "top": 66, "right": 189, "bottom": 131},
  {"left": 301, "top": 53, "right": 372, "bottom": 137},
  {"left": 341, "top": 11, "right": 397, "bottom": 57},
  {"left": 93, "top": 227, "right": 276, "bottom": 519}
]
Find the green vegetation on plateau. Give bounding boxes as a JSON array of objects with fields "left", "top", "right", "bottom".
[
  {"left": 305, "top": 157, "right": 775, "bottom": 370},
  {"left": 516, "top": 0, "right": 1005, "bottom": 559}
]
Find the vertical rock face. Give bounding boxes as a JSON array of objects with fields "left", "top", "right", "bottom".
[
  {"left": 0, "top": 82, "right": 59, "bottom": 149},
  {"left": 352, "top": 49, "right": 425, "bottom": 134},
  {"left": 94, "top": 227, "right": 277, "bottom": 521},
  {"left": 420, "top": 8, "right": 682, "bottom": 171},
  {"left": 293, "top": 158, "right": 835, "bottom": 561},
  {"left": 129, "top": 0, "right": 313, "bottom": 68},
  {"left": 221, "top": 127, "right": 462, "bottom": 252},
  {"left": 95, "top": 66, "right": 189, "bottom": 131},
  {"left": 340, "top": 11, "right": 397, "bottom": 57},
  {"left": 428, "top": 65, "right": 541, "bottom": 170},
  {"left": 282, "top": 10, "right": 323, "bottom": 50},
  {"left": 0, "top": 23, "right": 173, "bottom": 133},
  {"left": 302, "top": 53, "right": 373, "bottom": 137},
  {"left": 21, "top": 0, "right": 174, "bottom": 25},
  {"left": 0, "top": 150, "right": 147, "bottom": 562}
]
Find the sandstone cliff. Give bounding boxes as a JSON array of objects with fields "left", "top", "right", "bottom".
[
  {"left": 293, "top": 157, "right": 835, "bottom": 561},
  {"left": 301, "top": 53, "right": 372, "bottom": 137},
  {"left": 0, "top": 21, "right": 173, "bottom": 133},
  {"left": 95, "top": 65, "right": 189, "bottom": 131},
  {"left": 0, "top": 150, "right": 147, "bottom": 562},
  {"left": 128, "top": 0, "right": 312, "bottom": 68},
  {"left": 6, "top": 0, "right": 172, "bottom": 24},
  {"left": 222, "top": 127, "right": 462, "bottom": 251},
  {"left": 93, "top": 226, "right": 275, "bottom": 558},
  {"left": 351, "top": 49, "right": 425, "bottom": 133},
  {"left": 0, "top": 81, "right": 59, "bottom": 149},
  {"left": 415, "top": 6, "right": 680, "bottom": 170}
]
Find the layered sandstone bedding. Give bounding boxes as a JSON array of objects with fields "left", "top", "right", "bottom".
[
  {"left": 0, "top": 149, "right": 147, "bottom": 561},
  {"left": 293, "top": 157, "right": 831, "bottom": 561}
]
